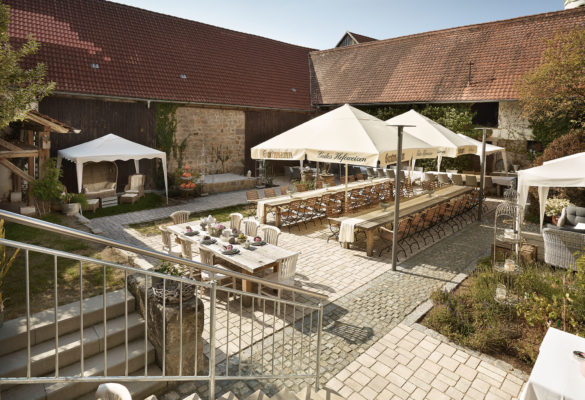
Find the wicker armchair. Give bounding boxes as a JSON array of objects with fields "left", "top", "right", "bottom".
[{"left": 543, "top": 228, "right": 585, "bottom": 270}]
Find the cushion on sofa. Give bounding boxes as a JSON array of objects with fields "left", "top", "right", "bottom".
[{"left": 566, "top": 205, "right": 585, "bottom": 227}]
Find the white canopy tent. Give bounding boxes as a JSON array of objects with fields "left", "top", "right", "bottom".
[
  {"left": 386, "top": 110, "right": 477, "bottom": 171},
  {"left": 57, "top": 133, "right": 168, "bottom": 202},
  {"left": 518, "top": 152, "right": 585, "bottom": 230},
  {"left": 456, "top": 133, "right": 508, "bottom": 172}
]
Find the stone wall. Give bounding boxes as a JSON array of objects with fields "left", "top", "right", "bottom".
[
  {"left": 172, "top": 106, "right": 246, "bottom": 175},
  {"left": 490, "top": 101, "right": 534, "bottom": 168}
]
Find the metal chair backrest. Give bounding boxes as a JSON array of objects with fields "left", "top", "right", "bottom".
[
  {"left": 280, "top": 185, "right": 289, "bottom": 195},
  {"left": 451, "top": 174, "right": 464, "bottom": 185},
  {"left": 242, "top": 219, "right": 260, "bottom": 236},
  {"left": 246, "top": 190, "right": 260, "bottom": 201},
  {"left": 159, "top": 226, "right": 172, "bottom": 250},
  {"left": 386, "top": 169, "right": 395, "bottom": 179},
  {"left": 277, "top": 252, "right": 299, "bottom": 282},
  {"left": 264, "top": 188, "right": 276, "bottom": 198},
  {"left": 465, "top": 175, "right": 478, "bottom": 187},
  {"left": 229, "top": 213, "right": 243, "bottom": 231},
  {"left": 438, "top": 174, "right": 451, "bottom": 184},
  {"left": 170, "top": 210, "right": 190, "bottom": 224},
  {"left": 178, "top": 236, "right": 193, "bottom": 259},
  {"left": 423, "top": 172, "right": 435, "bottom": 182},
  {"left": 262, "top": 226, "right": 281, "bottom": 245},
  {"left": 377, "top": 169, "right": 386, "bottom": 178}
]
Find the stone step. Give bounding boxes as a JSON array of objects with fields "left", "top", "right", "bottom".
[
  {"left": 0, "top": 312, "right": 145, "bottom": 379},
  {"left": 270, "top": 388, "right": 301, "bottom": 400},
  {"left": 218, "top": 391, "right": 242, "bottom": 400},
  {"left": 0, "top": 289, "right": 135, "bottom": 357},
  {"left": 295, "top": 385, "right": 344, "bottom": 400},
  {"left": 180, "top": 393, "right": 202, "bottom": 400},
  {"left": 0, "top": 338, "right": 154, "bottom": 400},
  {"left": 76, "top": 364, "right": 167, "bottom": 400}
]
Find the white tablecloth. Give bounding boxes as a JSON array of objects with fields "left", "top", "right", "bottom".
[
  {"left": 520, "top": 327, "right": 585, "bottom": 400},
  {"left": 339, "top": 218, "right": 364, "bottom": 243}
]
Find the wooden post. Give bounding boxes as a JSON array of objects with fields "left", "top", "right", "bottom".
[
  {"left": 38, "top": 127, "right": 51, "bottom": 177},
  {"left": 27, "top": 130, "right": 35, "bottom": 206}
]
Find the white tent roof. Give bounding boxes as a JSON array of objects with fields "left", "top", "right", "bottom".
[
  {"left": 57, "top": 133, "right": 168, "bottom": 200},
  {"left": 518, "top": 152, "right": 585, "bottom": 229},
  {"left": 456, "top": 133, "right": 508, "bottom": 171},
  {"left": 386, "top": 110, "right": 477, "bottom": 158},
  {"left": 251, "top": 104, "right": 437, "bottom": 167}
]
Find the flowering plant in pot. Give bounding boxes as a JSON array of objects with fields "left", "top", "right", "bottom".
[
  {"left": 545, "top": 197, "right": 572, "bottom": 224},
  {"left": 60, "top": 192, "right": 88, "bottom": 215},
  {"left": 0, "top": 220, "right": 19, "bottom": 327}
]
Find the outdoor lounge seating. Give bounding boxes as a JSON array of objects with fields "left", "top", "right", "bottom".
[
  {"left": 552, "top": 205, "right": 585, "bottom": 233},
  {"left": 120, "top": 174, "right": 145, "bottom": 204},
  {"left": 81, "top": 161, "right": 118, "bottom": 199},
  {"left": 543, "top": 227, "right": 585, "bottom": 269}
]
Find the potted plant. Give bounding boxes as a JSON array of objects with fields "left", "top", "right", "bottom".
[
  {"left": 545, "top": 197, "right": 572, "bottom": 225},
  {"left": 60, "top": 192, "right": 88, "bottom": 215},
  {"left": 0, "top": 220, "right": 19, "bottom": 327},
  {"left": 29, "top": 158, "right": 65, "bottom": 216}
]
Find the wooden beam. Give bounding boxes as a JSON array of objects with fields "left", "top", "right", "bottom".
[
  {"left": 26, "top": 112, "right": 70, "bottom": 134},
  {"left": 0, "top": 149, "right": 39, "bottom": 158},
  {"left": 0, "top": 137, "right": 23, "bottom": 152},
  {"left": 0, "top": 158, "right": 35, "bottom": 182}
]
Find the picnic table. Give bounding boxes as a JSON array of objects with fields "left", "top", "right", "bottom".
[
  {"left": 329, "top": 185, "right": 474, "bottom": 256},
  {"left": 166, "top": 222, "right": 297, "bottom": 296},
  {"left": 251, "top": 177, "right": 391, "bottom": 225}
]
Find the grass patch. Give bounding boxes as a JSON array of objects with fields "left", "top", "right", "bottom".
[
  {"left": 84, "top": 193, "right": 165, "bottom": 219},
  {"left": 422, "top": 256, "right": 585, "bottom": 371},
  {"left": 130, "top": 203, "right": 252, "bottom": 236},
  {"left": 2, "top": 214, "right": 126, "bottom": 319}
]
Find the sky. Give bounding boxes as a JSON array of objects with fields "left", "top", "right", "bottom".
[{"left": 111, "top": 0, "right": 564, "bottom": 50}]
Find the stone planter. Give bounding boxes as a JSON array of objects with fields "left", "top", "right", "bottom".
[
  {"left": 62, "top": 202, "right": 81, "bottom": 215},
  {"left": 128, "top": 275, "right": 206, "bottom": 375}
]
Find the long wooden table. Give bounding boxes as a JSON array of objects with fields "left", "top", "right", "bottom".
[
  {"left": 329, "top": 185, "right": 474, "bottom": 256},
  {"left": 252, "top": 178, "right": 391, "bottom": 226},
  {"left": 166, "top": 222, "right": 297, "bottom": 296}
]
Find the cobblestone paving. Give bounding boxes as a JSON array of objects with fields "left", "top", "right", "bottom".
[{"left": 327, "top": 323, "right": 527, "bottom": 400}]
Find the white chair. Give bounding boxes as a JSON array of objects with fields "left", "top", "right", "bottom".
[
  {"left": 261, "top": 226, "right": 281, "bottom": 246},
  {"left": 258, "top": 252, "right": 299, "bottom": 313},
  {"left": 159, "top": 226, "right": 181, "bottom": 256},
  {"left": 178, "top": 236, "right": 194, "bottom": 260},
  {"left": 199, "top": 249, "right": 237, "bottom": 299},
  {"left": 242, "top": 219, "right": 260, "bottom": 236},
  {"left": 229, "top": 212, "right": 243, "bottom": 231},
  {"left": 170, "top": 210, "right": 190, "bottom": 224},
  {"left": 95, "top": 383, "right": 132, "bottom": 400}
]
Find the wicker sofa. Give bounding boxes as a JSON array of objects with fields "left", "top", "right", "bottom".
[
  {"left": 543, "top": 227, "right": 585, "bottom": 270},
  {"left": 81, "top": 161, "right": 118, "bottom": 200}
]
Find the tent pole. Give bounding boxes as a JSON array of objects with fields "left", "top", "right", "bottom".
[
  {"left": 391, "top": 127, "right": 404, "bottom": 271},
  {"left": 476, "top": 128, "right": 488, "bottom": 221}
]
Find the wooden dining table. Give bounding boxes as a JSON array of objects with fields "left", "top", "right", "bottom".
[
  {"left": 166, "top": 222, "right": 297, "bottom": 296},
  {"left": 251, "top": 177, "right": 391, "bottom": 226},
  {"left": 329, "top": 185, "right": 474, "bottom": 256}
]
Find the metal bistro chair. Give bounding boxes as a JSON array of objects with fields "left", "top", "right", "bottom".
[
  {"left": 170, "top": 210, "right": 190, "bottom": 224},
  {"left": 261, "top": 225, "right": 281, "bottom": 246},
  {"left": 378, "top": 218, "right": 411, "bottom": 258},
  {"left": 246, "top": 190, "right": 260, "bottom": 216},
  {"left": 280, "top": 185, "right": 290, "bottom": 196},
  {"left": 295, "top": 183, "right": 307, "bottom": 192},
  {"left": 438, "top": 174, "right": 451, "bottom": 186},
  {"left": 278, "top": 200, "right": 302, "bottom": 231},
  {"left": 465, "top": 175, "right": 478, "bottom": 188},
  {"left": 451, "top": 174, "right": 464, "bottom": 186},
  {"left": 264, "top": 188, "right": 277, "bottom": 198}
]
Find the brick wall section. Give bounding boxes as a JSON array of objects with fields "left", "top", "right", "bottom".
[{"left": 173, "top": 106, "right": 246, "bottom": 175}]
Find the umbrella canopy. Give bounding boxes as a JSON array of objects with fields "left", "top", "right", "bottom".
[
  {"left": 456, "top": 133, "right": 508, "bottom": 171},
  {"left": 518, "top": 152, "right": 585, "bottom": 230},
  {"left": 57, "top": 133, "right": 168, "bottom": 201},
  {"left": 386, "top": 110, "right": 477, "bottom": 158},
  {"left": 251, "top": 104, "right": 437, "bottom": 167}
]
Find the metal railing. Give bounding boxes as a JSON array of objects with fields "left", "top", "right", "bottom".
[{"left": 0, "top": 210, "right": 327, "bottom": 400}]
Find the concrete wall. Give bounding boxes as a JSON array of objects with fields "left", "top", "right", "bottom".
[{"left": 173, "top": 107, "right": 245, "bottom": 175}]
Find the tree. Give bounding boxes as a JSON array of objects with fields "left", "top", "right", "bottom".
[
  {"left": 518, "top": 28, "right": 585, "bottom": 147},
  {"left": 0, "top": 3, "right": 54, "bottom": 129}
]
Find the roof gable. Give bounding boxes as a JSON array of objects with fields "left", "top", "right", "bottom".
[
  {"left": 7, "top": 0, "right": 314, "bottom": 111},
  {"left": 310, "top": 7, "right": 585, "bottom": 105}
]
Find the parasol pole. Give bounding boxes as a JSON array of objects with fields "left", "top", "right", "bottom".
[
  {"left": 475, "top": 127, "right": 488, "bottom": 221},
  {"left": 344, "top": 163, "right": 349, "bottom": 213},
  {"left": 387, "top": 124, "right": 415, "bottom": 271}
]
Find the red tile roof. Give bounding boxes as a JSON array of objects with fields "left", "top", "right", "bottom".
[
  {"left": 310, "top": 7, "right": 585, "bottom": 106},
  {"left": 6, "top": 0, "right": 314, "bottom": 111}
]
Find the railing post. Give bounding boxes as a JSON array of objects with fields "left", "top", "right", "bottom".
[
  {"left": 315, "top": 303, "right": 324, "bottom": 391},
  {"left": 208, "top": 280, "right": 217, "bottom": 400}
]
